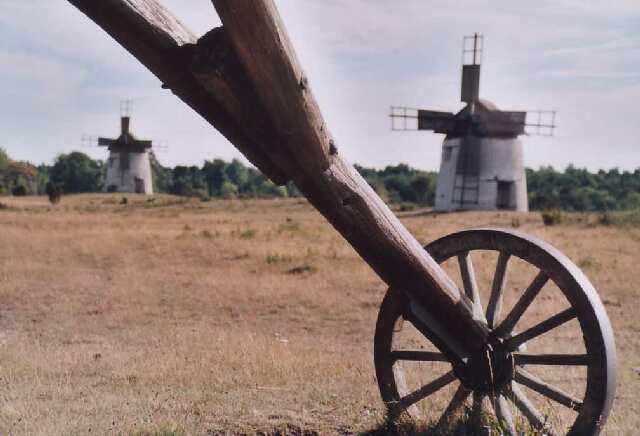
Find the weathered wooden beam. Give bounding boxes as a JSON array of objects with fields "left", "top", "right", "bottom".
[
  {"left": 212, "top": 0, "right": 331, "bottom": 176},
  {"left": 66, "top": 0, "right": 488, "bottom": 351},
  {"left": 67, "top": 0, "right": 289, "bottom": 184},
  {"left": 190, "top": 28, "right": 298, "bottom": 177},
  {"left": 212, "top": 0, "right": 488, "bottom": 349}
]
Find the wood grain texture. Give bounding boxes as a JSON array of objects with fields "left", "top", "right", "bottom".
[
  {"left": 212, "top": 0, "right": 487, "bottom": 350},
  {"left": 213, "top": 0, "right": 331, "bottom": 175},
  {"left": 190, "top": 28, "right": 298, "bottom": 177}
]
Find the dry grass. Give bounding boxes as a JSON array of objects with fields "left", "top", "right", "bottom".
[{"left": 0, "top": 194, "right": 637, "bottom": 435}]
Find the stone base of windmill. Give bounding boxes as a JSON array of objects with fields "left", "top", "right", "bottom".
[{"left": 105, "top": 150, "right": 154, "bottom": 195}]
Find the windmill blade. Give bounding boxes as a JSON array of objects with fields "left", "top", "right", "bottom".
[
  {"left": 98, "top": 137, "right": 118, "bottom": 147},
  {"left": 120, "top": 99, "right": 133, "bottom": 117},
  {"left": 475, "top": 111, "right": 527, "bottom": 137},
  {"left": 390, "top": 106, "right": 455, "bottom": 133},
  {"left": 524, "top": 110, "right": 556, "bottom": 136},
  {"left": 81, "top": 134, "right": 99, "bottom": 148},
  {"left": 418, "top": 110, "right": 456, "bottom": 133},
  {"left": 461, "top": 33, "right": 483, "bottom": 103},
  {"left": 390, "top": 106, "right": 420, "bottom": 131},
  {"left": 152, "top": 139, "right": 169, "bottom": 153}
]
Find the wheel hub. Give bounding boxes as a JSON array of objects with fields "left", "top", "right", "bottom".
[{"left": 456, "top": 337, "right": 514, "bottom": 395}]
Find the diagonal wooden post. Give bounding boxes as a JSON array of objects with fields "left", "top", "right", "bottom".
[{"left": 67, "top": 0, "right": 488, "bottom": 353}]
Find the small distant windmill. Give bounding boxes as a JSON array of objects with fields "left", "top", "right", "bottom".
[
  {"left": 95, "top": 100, "right": 156, "bottom": 194},
  {"left": 390, "top": 33, "right": 555, "bottom": 212}
]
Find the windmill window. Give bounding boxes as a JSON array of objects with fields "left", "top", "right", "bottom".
[{"left": 443, "top": 146, "right": 453, "bottom": 161}]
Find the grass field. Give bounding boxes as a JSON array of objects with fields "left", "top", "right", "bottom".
[{"left": 0, "top": 194, "right": 638, "bottom": 435}]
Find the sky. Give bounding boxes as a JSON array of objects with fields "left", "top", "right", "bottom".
[{"left": 0, "top": 0, "right": 639, "bottom": 172}]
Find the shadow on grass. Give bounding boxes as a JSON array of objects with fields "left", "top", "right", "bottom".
[
  {"left": 359, "top": 418, "right": 495, "bottom": 436},
  {"left": 135, "top": 416, "right": 505, "bottom": 436}
]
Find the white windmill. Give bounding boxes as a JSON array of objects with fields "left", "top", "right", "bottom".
[
  {"left": 98, "top": 101, "right": 155, "bottom": 194},
  {"left": 391, "top": 33, "right": 555, "bottom": 212}
]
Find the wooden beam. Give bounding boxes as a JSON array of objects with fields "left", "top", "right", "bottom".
[
  {"left": 212, "top": 0, "right": 487, "bottom": 349},
  {"left": 66, "top": 0, "right": 488, "bottom": 351},
  {"left": 212, "top": 0, "right": 331, "bottom": 175},
  {"left": 190, "top": 28, "right": 298, "bottom": 177}
]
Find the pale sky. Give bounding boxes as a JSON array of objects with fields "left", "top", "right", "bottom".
[{"left": 1, "top": 1, "right": 639, "bottom": 172}]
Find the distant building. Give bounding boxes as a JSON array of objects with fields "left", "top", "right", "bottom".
[
  {"left": 99, "top": 105, "right": 154, "bottom": 194},
  {"left": 391, "top": 33, "right": 555, "bottom": 212}
]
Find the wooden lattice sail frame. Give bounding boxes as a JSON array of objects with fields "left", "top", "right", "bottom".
[{"left": 65, "top": 1, "right": 617, "bottom": 434}]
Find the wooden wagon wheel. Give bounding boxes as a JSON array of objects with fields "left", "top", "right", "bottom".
[{"left": 374, "top": 228, "right": 616, "bottom": 435}]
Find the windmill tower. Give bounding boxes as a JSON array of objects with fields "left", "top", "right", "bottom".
[
  {"left": 98, "top": 101, "right": 154, "bottom": 194},
  {"left": 390, "top": 33, "right": 555, "bottom": 212}
]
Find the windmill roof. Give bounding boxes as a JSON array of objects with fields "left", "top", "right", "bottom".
[
  {"left": 477, "top": 99, "right": 499, "bottom": 111},
  {"left": 456, "top": 99, "right": 500, "bottom": 116}
]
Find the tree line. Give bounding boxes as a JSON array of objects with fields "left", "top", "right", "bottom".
[{"left": 1, "top": 147, "right": 639, "bottom": 211}]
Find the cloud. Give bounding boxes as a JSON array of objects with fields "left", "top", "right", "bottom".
[{"left": 0, "top": 0, "right": 638, "bottom": 172}]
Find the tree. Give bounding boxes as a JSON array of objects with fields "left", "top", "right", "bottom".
[
  {"left": 384, "top": 174, "right": 415, "bottom": 203},
  {"left": 12, "top": 184, "right": 28, "bottom": 196},
  {"left": 5, "top": 161, "right": 38, "bottom": 195},
  {"left": 50, "top": 152, "right": 104, "bottom": 193},
  {"left": 622, "top": 192, "right": 640, "bottom": 210},
  {"left": 149, "top": 151, "right": 172, "bottom": 193},
  {"left": 170, "top": 165, "right": 206, "bottom": 197},
  {"left": 202, "top": 159, "right": 228, "bottom": 196},
  {"left": 0, "top": 147, "right": 9, "bottom": 172},
  {"left": 36, "top": 164, "right": 51, "bottom": 195},
  {"left": 257, "top": 179, "right": 287, "bottom": 198},
  {"left": 225, "top": 158, "right": 249, "bottom": 190},
  {"left": 220, "top": 180, "right": 239, "bottom": 198},
  {"left": 410, "top": 174, "right": 433, "bottom": 205}
]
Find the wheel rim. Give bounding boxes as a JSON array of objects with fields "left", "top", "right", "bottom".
[{"left": 374, "top": 228, "right": 616, "bottom": 435}]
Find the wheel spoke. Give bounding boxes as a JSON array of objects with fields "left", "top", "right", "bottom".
[
  {"left": 507, "top": 383, "right": 556, "bottom": 435},
  {"left": 457, "top": 251, "right": 486, "bottom": 323},
  {"left": 514, "top": 353, "right": 590, "bottom": 366},
  {"left": 398, "top": 370, "right": 457, "bottom": 409},
  {"left": 493, "top": 394, "right": 516, "bottom": 435},
  {"left": 391, "top": 364, "right": 422, "bottom": 419},
  {"left": 515, "top": 368, "right": 583, "bottom": 411},
  {"left": 505, "top": 308, "right": 576, "bottom": 351},
  {"left": 494, "top": 271, "right": 549, "bottom": 337},
  {"left": 486, "top": 252, "right": 510, "bottom": 328},
  {"left": 457, "top": 252, "right": 480, "bottom": 304},
  {"left": 436, "top": 384, "right": 471, "bottom": 430}
]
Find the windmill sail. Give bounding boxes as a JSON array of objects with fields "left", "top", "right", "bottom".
[
  {"left": 417, "top": 110, "right": 455, "bottom": 133},
  {"left": 461, "top": 64, "right": 481, "bottom": 103},
  {"left": 474, "top": 111, "right": 526, "bottom": 137}
]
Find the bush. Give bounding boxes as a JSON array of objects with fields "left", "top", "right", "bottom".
[
  {"left": 598, "top": 212, "right": 612, "bottom": 226},
  {"left": 541, "top": 210, "right": 563, "bottom": 226},
  {"left": 45, "top": 182, "right": 63, "bottom": 204},
  {"left": 220, "top": 181, "right": 239, "bottom": 199},
  {"left": 194, "top": 189, "right": 209, "bottom": 201},
  {"left": 12, "top": 184, "right": 27, "bottom": 196}
]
